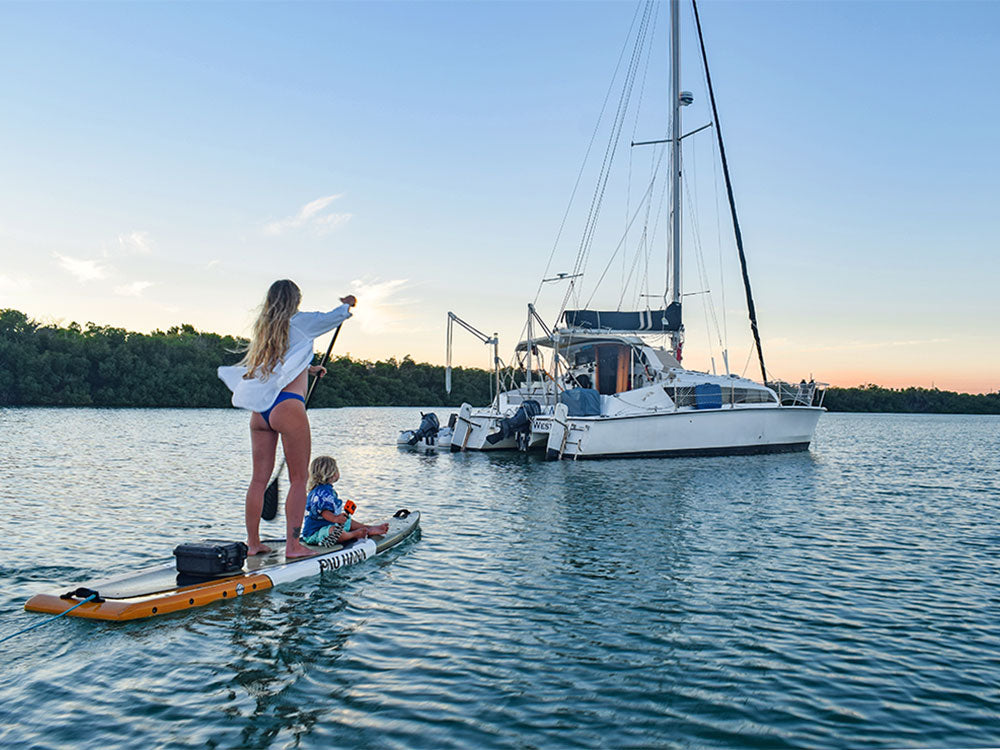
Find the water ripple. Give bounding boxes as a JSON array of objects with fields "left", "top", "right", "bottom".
[{"left": 0, "top": 409, "right": 998, "bottom": 748}]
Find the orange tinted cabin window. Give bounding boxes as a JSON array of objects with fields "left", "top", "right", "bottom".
[{"left": 595, "top": 344, "right": 631, "bottom": 395}]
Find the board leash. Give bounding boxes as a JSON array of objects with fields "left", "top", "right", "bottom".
[{"left": 0, "top": 593, "right": 97, "bottom": 644}]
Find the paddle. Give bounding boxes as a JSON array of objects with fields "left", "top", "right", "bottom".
[{"left": 261, "top": 322, "right": 345, "bottom": 521}]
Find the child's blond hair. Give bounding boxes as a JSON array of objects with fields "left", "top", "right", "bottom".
[{"left": 308, "top": 456, "right": 339, "bottom": 492}]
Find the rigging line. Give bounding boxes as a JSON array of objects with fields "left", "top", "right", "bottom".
[
  {"left": 624, "top": 1, "right": 661, "bottom": 298},
  {"left": 692, "top": 0, "right": 767, "bottom": 382},
  {"left": 691, "top": 5, "right": 729, "bottom": 351},
  {"left": 741, "top": 340, "right": 754, "bottom": 378},
  {"left": 683, "top": 166, "right": 721, "bottom": 367},
  {"left": 621, "top": 129, "right": 663, "bottom": 309},
  {"left": 564, "top": 1, "right": 654, "bottom": 314},
  {"left": 535, "top": 4, "right": 648, "bottom": 310},
  {"left": 711, "top": 97, "right": 728, "bottom": 350},
  {"left": 569, "top": 60, "right": 648, "bottom": 309},
  {"left": 568, "top": 4, "right": 652, "bottom": 283},
  {"left": 586, "top": 162, "right": 662, "bottom": 310},
  {"left": 619, "top": 144, "right": 667, "bottom": 309},
  {"left": 635, "top": 138, "right": 665, "bottom": 309},
  {"left": 572, "top": 5, "right": 659, "bottom": 315},
  {"left": 645, "top": 135, "right": 671, "bottom": 304},
  {"left": 620, "top": 225, "right": 647, "bottom": 310},
  {"left": 582, "top": 154, "right": 665, "bottom": 309},
  {"left": 619, "top": 151, "right": 657, "bottom": 309},
  {"left": 682, "top": 166, "right": 723, "bottom": 351},
  {"left": 642, "top": 168, "right": 670, "bottom": 305},
  {"left": 625, "top": 135, "right": 633, "bottom": 295}
]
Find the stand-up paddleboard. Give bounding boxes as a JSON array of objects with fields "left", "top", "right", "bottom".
[{"left": 25, "top": 510, "right": 419, "bottom": 622}]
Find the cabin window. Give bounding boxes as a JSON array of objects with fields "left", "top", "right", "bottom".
[
  {"left": 728, "top": 387, "right": 776, "bottom": 404},
  {"left": 668, "top": 385, "right": 776, "bottom": 408},
  {"left": 594, "top": 344, "right": 631, "bottom": 395}
]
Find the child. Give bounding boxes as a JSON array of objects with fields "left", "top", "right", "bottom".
[{"left": 301, "top": 456, "right": 389, "bottom": 547}]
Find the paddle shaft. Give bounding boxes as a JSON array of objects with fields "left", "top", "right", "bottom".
[{"left": 306, "top": 322, "right": 344, "bottom": 407}]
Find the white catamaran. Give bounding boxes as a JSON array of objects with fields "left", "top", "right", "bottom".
[{"left": 444, "top": 0, "right": 825, "bottom": 460}]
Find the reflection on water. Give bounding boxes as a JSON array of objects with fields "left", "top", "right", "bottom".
[{"left": 0, "top": 408, "right": 998, "bottom": 749}]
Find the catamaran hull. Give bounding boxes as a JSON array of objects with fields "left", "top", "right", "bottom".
[
  {"left": 450, "top": 404, "right": 513, "bottom": 451},
  {"left": 543, "top": 405, "right": 823, "bottom": 460},
  {"left": 449, "top": 403, "right": 548, "bottom": 452}
]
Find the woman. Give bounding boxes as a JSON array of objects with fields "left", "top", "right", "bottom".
[{"left": 218, "top": 279, "right": 355, "bottom": 558}]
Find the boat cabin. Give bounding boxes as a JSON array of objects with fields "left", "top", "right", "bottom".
[{"left": 571, "top": 343, "right": 631, "bottom": 395}]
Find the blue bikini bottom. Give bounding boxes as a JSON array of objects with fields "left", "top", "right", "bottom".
[{"left": 260, "top": 391, "right": 305, "bottom": 428}]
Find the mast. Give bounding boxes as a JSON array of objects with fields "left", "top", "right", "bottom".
[{"left": 669, "top": 0, "right": 683, "bottom": 360}]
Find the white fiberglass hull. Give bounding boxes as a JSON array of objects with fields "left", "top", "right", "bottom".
[
  {"left": 450, "top": 404, "right": 514, "bottom": 451},
  {"left": 397, "top": 427, "right": 453, "bottom": 451},
  {"left": 541, "top": 404, "right": 822, "bottom": 460},
  {"left": 449, "top": 403, "right": 548, "bottom": 452}
]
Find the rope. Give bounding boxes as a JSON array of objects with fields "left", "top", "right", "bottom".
[
  {"left": 617, "top": 149, "right": 668, "bottom": 310},
  {"left": 0, "top": 594, "right": 97, "bottom": 644},
  {"left": 682, "top": 167, "right": 723, "bottom": 355},
  {"left": 583, "top": 159, "right": 664, "bottom": 309},
  {"left": 534, "top": 0, "right": 647, "bottom": 309},
  {"left": 624, "top": 2, "right": 661, "bottom": 298},
  {"left": 563, "top": 0, "right": 655, "bottom": 317}
]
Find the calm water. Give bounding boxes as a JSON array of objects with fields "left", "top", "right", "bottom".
[{"left": 0, "top": 408, "right": 998, "bottom": 749}]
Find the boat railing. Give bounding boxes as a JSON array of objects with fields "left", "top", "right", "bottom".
[
  {"left": 767, "top": 380, "right": 827, "bottom": 407},
  {"left": 668, "top": 384, "right": 779, "bottom": 409}
]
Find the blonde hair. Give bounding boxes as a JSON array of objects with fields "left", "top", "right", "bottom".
[
  {"left": 308, "top": 455, "right": 339, "bottom": 492},
  {"left": 241, "top": 279, "right": 301, "bottom": 380}
]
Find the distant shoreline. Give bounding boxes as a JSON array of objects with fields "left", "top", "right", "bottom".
[
  {"left": 821, "top": 385, "right": 1000, "bottom": 415},
  {"left": 2, "top": 309, "right": 998, "bottom": 414}
]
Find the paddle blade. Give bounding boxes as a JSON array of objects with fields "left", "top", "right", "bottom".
[{"left": 261, "top": 476, "right": 280, "bottom": 521}]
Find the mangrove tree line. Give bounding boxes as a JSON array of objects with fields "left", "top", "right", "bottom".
[{"left": 1, "top": 309, "right": 997, "bottom": 413}]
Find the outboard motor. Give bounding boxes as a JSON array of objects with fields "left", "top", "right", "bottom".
[
  {"left": 486, "top": 400, "right": 542, "bottom": 447},
  {"left": 408, "top": 412, "right": 440, "bottom": 445}
]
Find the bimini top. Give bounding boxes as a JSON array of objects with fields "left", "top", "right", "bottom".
[{"left": 563, "top": 303, "right": 681, "bottom": 333}]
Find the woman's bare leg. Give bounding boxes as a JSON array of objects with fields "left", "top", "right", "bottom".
[
  {"left": 246, "top": 413, "right": 278, "bottom": 555},
  {"left": 269, "top": 399, "right": 314, "bottom": 558}
]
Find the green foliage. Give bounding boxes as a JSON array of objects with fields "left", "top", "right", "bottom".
[
  {"left": 0, "top": 309, "right": 492, "bottom": 408},
  {"left": 824, "top": 384, "right": 1000, "bottom": 414},
  {"left": 5, "top": 309, "right": 996, "bottom": 413}
]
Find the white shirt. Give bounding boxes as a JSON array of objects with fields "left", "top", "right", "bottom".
[{"left": 217, "top": 304, "right": 352, "bottom": 413}]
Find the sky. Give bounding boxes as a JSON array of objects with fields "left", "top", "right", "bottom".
[{"left": 0, "top": 1, "right": 997, "bottom": 393}]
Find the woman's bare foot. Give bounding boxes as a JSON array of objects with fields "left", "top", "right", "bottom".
[
  {"left": 285, "top": 541, "right": 315, "bottom": 559},
  {"left": 368, "top": 523, "right": 389, "bottom": 537},
  {"left": 247, "top": 542, "right": 273, "bottom": 556}
]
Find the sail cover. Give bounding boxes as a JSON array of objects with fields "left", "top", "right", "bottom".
[{"left": 563, "top": 304, "right": 681, "bottom": 332}]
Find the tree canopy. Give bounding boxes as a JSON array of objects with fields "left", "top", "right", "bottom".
[
  {"left": 821, "top": 383, "right": 1000, "bottom": 415},
  {"left": 0, "top": 309, "right": 491, "bottom": 408},
  {"left": 1, "top": 309, "right": 997, "bottom": 413}
]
